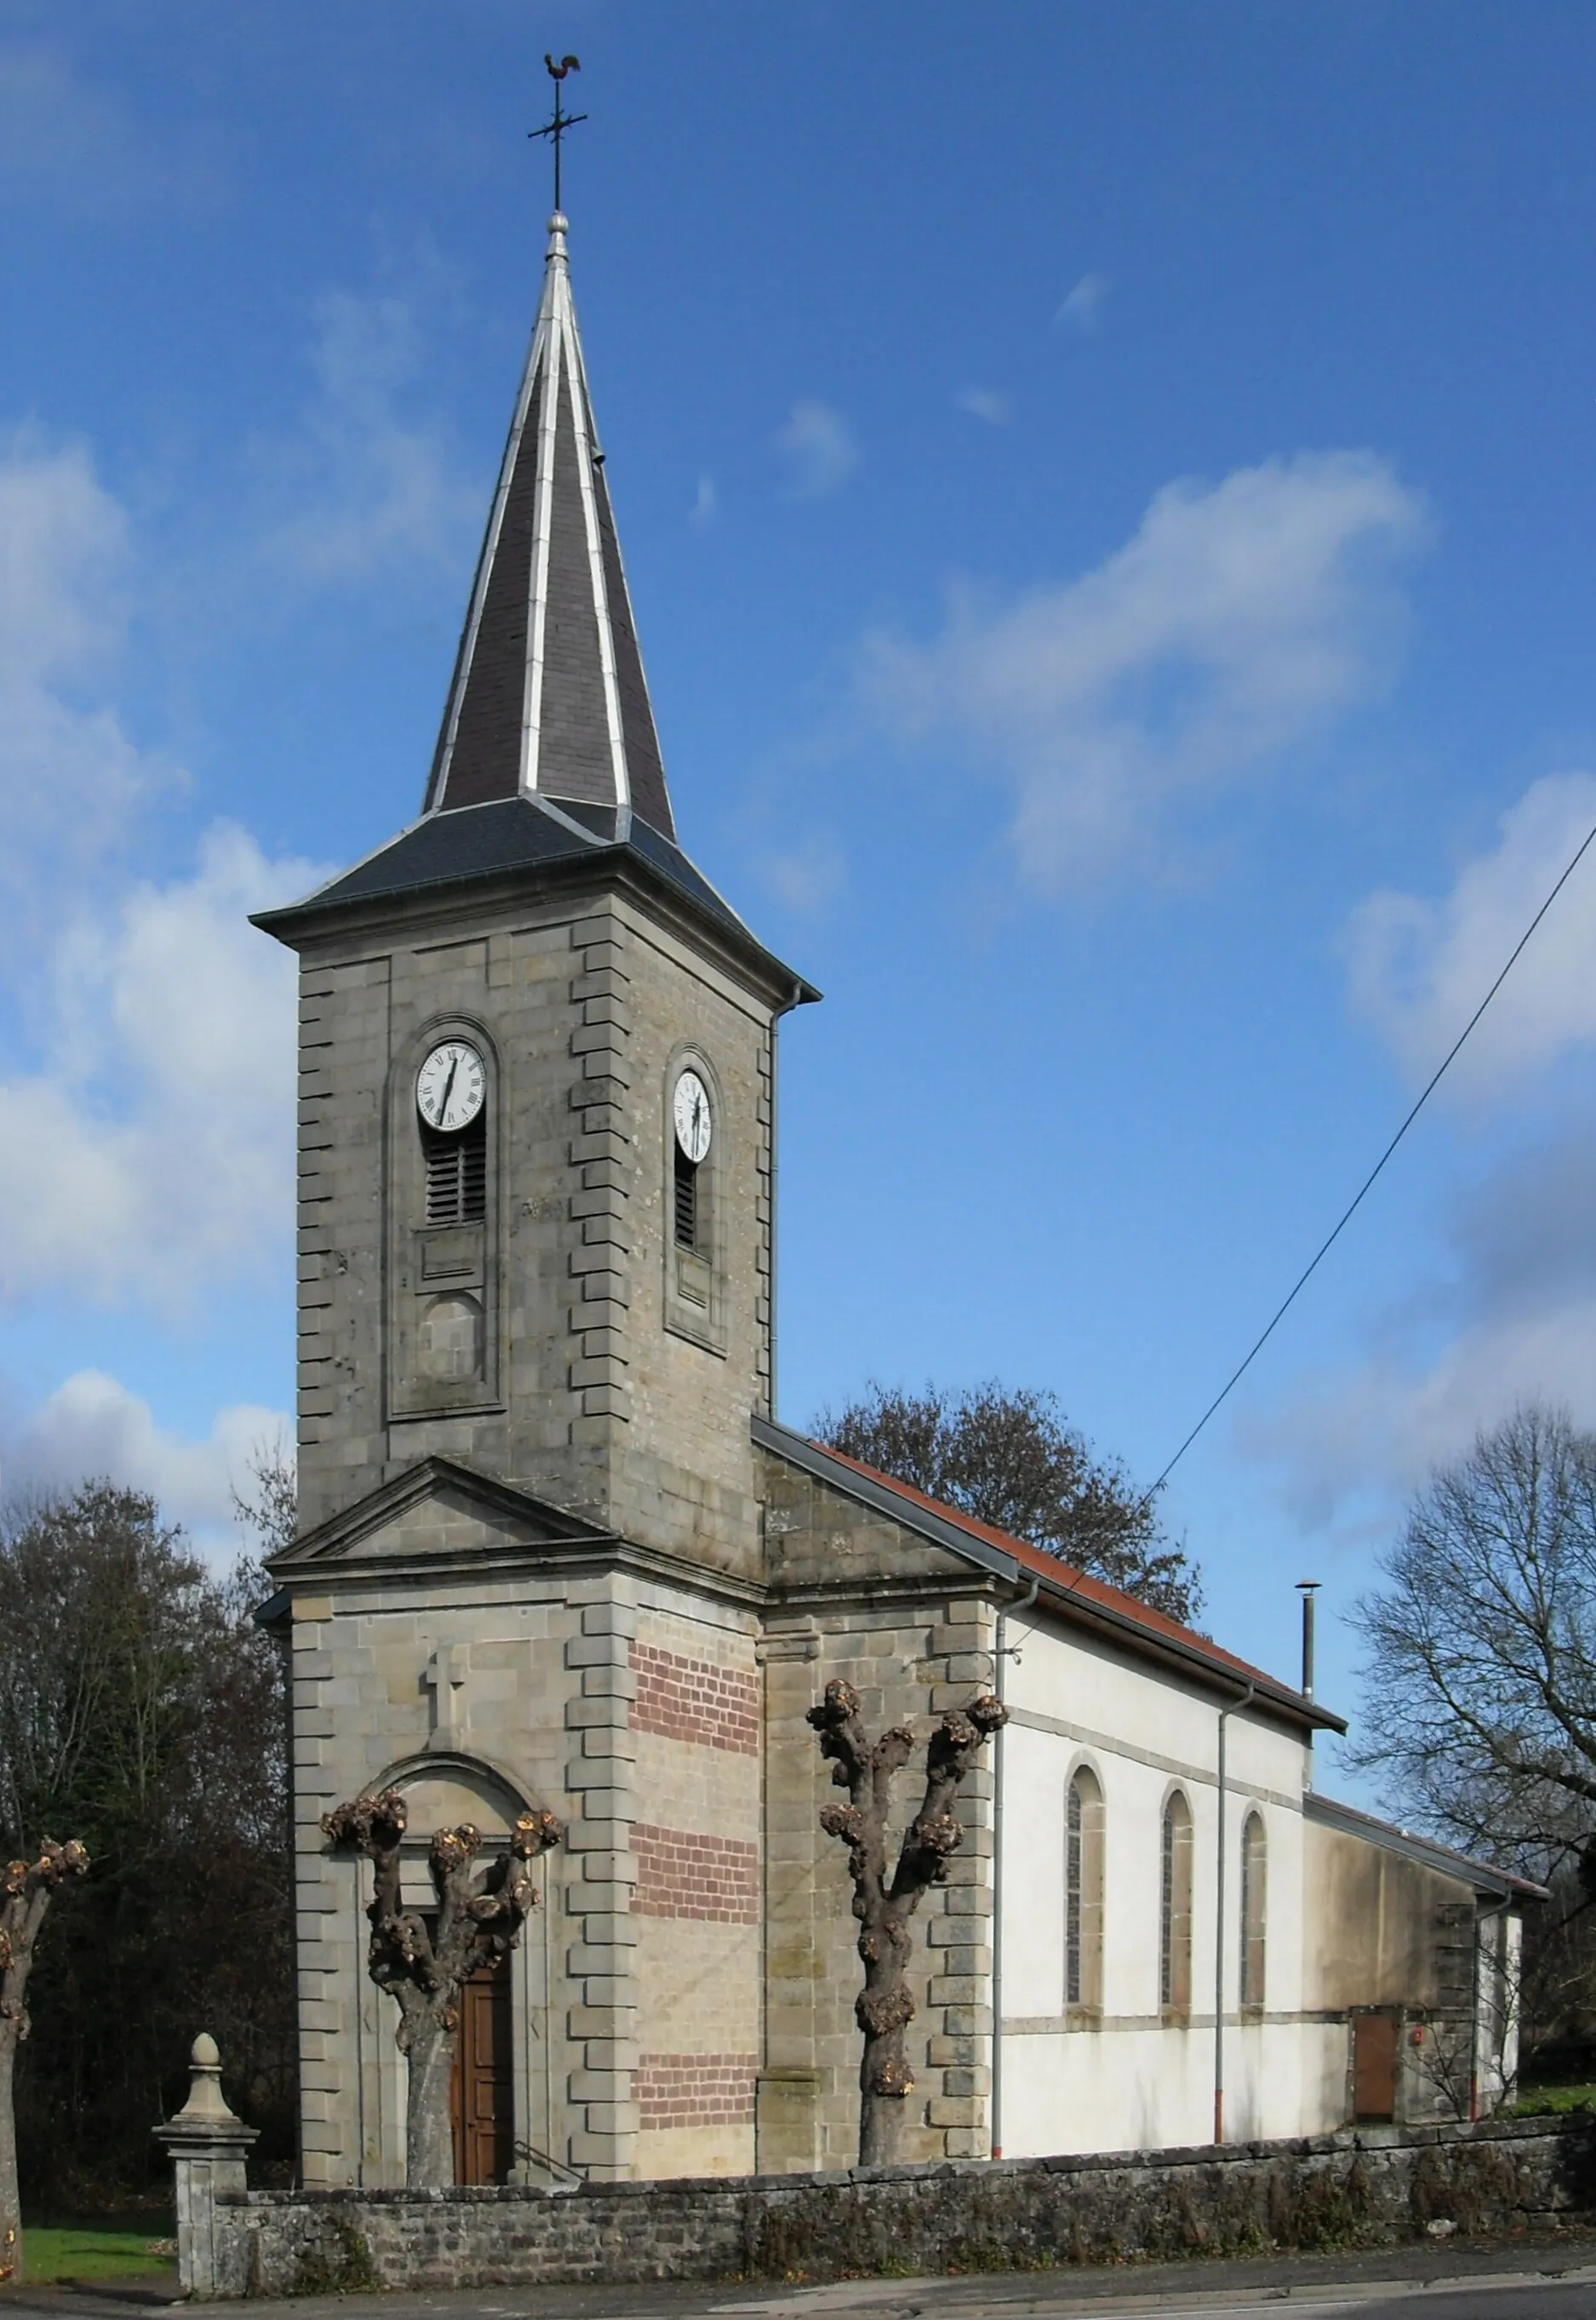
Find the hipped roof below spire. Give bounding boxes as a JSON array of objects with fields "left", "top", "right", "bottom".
[{"left": 423, "top": 212, "right": 675, "bottom": 841}]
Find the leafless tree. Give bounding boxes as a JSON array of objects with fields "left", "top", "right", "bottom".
[
  {"left": 1352, "top": 1405, "right": 1596, "bottom": 1874},
  {"left": 808, "top": 1680, "right": 1006, "bottom": 2167},
  {"left": 231, "top": 1436, "right": 298, "bottom": 1561},
  {"left": 0, "top": 1839, "right": 89, "bottom": 2283},
  {"left": 322, "top": 1788, "right": 562, "bottom": 2186},
  {"left": 815, "top": 1381, "right": 1201, "bottom": 1624}
]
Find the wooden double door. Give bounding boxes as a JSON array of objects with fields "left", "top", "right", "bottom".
[{"left": 450, "top": 1954, "right": 515, "bottom": 2185}]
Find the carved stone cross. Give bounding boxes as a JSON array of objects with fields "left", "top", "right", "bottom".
[{"left": 424, "top": 1644, "right": 468, "bottom": 1750}]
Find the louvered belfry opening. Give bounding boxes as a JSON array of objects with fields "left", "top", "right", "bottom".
[
  {"left": 424, "top": 1112, "right": 487, "bottom": 1226},
  {"left": 672, "top": 1142, "right": 699, "bottom": 1252}
]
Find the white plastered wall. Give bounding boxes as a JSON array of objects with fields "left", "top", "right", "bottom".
[{"left": 997, "top": 1617, "right": 1346, "bottom": 2157}]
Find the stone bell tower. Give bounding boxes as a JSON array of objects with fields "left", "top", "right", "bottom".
[{"left": 256, "top": 209, "right": 815, "bottom": 1581}]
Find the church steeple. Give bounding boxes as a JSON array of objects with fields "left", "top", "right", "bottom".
[{"left": 423, "top": 211, "right": 675, "bottom": 841}]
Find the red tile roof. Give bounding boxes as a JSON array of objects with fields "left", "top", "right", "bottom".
[{"left": 811, "top": 1437, "right": 1341, "bottom": 1732}]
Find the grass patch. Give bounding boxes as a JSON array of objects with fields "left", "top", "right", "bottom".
[
  {"left": 16, "top": 2219, "right": 177, "bottom": 2285},
  {"left": 1505, "top": 2082, "right": 1596, "bottom": 2118}
]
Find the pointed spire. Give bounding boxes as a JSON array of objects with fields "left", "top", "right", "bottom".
[{"left": 423, "top": 213, "right": 675, "bottom": 841}]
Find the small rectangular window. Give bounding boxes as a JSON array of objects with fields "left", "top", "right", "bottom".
[{"left": 425, "top": 1114, "right": 486, "bottom": 1226}]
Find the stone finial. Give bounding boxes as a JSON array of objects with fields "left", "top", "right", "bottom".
[{"left": 173, "top": 2031, "right": 243, "bottom": 2128}]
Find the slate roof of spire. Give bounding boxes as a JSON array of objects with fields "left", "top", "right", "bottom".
[
  {"left": 424, "top": 209, "right": 674, "bottom": 837},
  {"left": 258, "top": 205, "right": 820, "bottom": 1003}
]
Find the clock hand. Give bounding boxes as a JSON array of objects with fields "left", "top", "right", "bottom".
[{"left": 440, "top": 1056, "right": 460, "bottom": 1120}]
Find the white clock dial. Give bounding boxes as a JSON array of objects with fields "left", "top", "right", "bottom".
[
  {"left": 416, "top": 1040, "right": 486, "bottom": 1133},
  {"left": 672, "top": 1069, "right": 712, "bottom": 1164}
]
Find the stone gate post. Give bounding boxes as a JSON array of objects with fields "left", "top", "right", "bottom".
[{"left": 154, "top": 2033, "right": 259, "bottom": 2299}]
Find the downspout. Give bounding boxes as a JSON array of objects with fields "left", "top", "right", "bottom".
[
  {"left": 1214, "top": 1677, "right": 1256, "bottom": 2145},
  {"left": 766, "top": 996, "right": 800, "bottom": 1423},
  {"left": 989, "top": 1570, "right": 1040, "bottom": 2160},
  {"left": 1469, "top": 1893, "right": 1513, "bottom": 2122}
]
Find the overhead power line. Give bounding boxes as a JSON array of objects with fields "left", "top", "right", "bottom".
[{"left": 1145, "top": 812, "right": 1596, "bottom": 1504}]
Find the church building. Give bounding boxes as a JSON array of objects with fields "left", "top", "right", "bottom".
[{"left": 257, "top": 203, "right": 1540, "bottom": 2190}]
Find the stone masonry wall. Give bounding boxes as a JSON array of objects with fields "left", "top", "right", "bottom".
[
  {"left": 289, "top": 877, "right": 782, "bottom": 1576},
  {"left": 632, "top": 1642, "right": 761, "bottom": 1752},
  {"left": 629, "top": 1603, "right": 762, "bottom": 2179},
  {"left": 632, "top": 1826, "right": 760, "bottom": 1922},
  {"left": 200, "top": 2117, "right": 1596, "bottom": 2298},
  {"left": 758, "top": 1524, "right": 1001, "bottom": 2172}
]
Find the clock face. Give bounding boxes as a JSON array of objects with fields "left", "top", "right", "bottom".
[
  {"left": 416, "top": 1040, "right": 486, "bottom": 1133},
  {"left": 672, "top": 1069, "right": 712, "bottom": 1164}
]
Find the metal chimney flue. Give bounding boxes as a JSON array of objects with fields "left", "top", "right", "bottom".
[{"left": 1296, "top": 1580, "right": 1321, "bottom": 1701}]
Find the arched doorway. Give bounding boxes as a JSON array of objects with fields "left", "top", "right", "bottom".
[{"left": 382, "top": 1753, "right": 551, "bottom": 2187}]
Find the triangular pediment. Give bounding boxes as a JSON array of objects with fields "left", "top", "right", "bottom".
[{"left": 266, "top": 1456, "right": 615, "bottom": 1574}]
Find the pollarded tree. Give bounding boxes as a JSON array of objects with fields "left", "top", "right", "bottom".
[
  {"left": 808, "top": 1680, "right": 1006, "bottom": 2167},
  {"left": 0, "top": 1838, "right": 89, "bottom": 2283},
  {"left": 322, "top": 1789, "right": 562, "bottom": 2186}
]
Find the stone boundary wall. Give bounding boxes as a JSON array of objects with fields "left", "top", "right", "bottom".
[{"left": 190, "top": 2116, "right": 1596, "bottom": 2299}]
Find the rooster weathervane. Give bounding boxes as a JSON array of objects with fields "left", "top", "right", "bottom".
[{"left": 529, "top": 54, "right": 586, "bottom": 214}]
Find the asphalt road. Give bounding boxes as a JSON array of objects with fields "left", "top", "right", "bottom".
[{"left": 9, "top": 2240, "right": 1596, "bottom": 2320}]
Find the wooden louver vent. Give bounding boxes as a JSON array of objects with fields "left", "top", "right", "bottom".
[
  {"left": 673, "top": 1143, "right": 699, "bottom": 1251},
  {"left": 424, "top": 1113, "right": 487, "bottom": 1226}
]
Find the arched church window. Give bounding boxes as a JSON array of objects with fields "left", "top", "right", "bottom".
[
  {"left": 1239, "top": 1811, "right": 1267, "bottom": 2014},
  {"left": 1066, "top": 1765, "right": 1105, "bottom": 2019},
  {"left": 1160, "top": 1790, "right": 1193, "bottom": 2019}
]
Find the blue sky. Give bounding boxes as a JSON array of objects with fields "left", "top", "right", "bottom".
[{"left": 3, "top": 0, "right": 1596, "bottom": 1802}]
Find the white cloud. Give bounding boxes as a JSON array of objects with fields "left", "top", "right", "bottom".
[
  {"left": 0, "top": 433, "right": 162, "bottom": 927},
  {"left": 0, "top": 39, "right": 220, "bottom": 216},
  {"left": 1346, "top": 772, "right": 1596, "bottom": 1099},
  {"left": 689, "top": 473, "right": 718, "bottom": 527},
  {"left": 777, "top": 399, "right": 858, "bottom": 498},
  {"left": 2, "top": 1370, "right": 290, "bottom": 1557},
  {"left": 861, "top": 451, "right": 1427, "bottom": 890},
  {"left": 1247, "top": 1279, "right": 1596, "bottom": 1535},
  {"left": 258, "top": 277, "right": 480, "bottom": 587},
  {"left": 1250, "top": 779, "right": 1596, "bottom": 1526},
  {"left": 0, "top": 823, "right": 319, "bottom": 1310},
  {"left": 956, "top": 387, "right": 1013, "bottom": 427},
  {"left": 759, "top": 835, "right": 846, "bottom": 914},
  {"left": 0, "top": 432, "right": 325, "bottom": 1315},
  {"left": 0, "top": 430, "right": 126, "bottom": 682},
  {"left": 1055, "top": 272, "right": 1108, "bottom": 333},
  {"left": 1244, "top": 1101, "right": 1596, "bottom": 1527}
]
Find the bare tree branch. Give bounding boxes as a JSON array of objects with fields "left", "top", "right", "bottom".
[
  {"left": 1353, "top": 1405, "right": 1596, "bottom": 1882},
  {"left": 815, "top": 1381, "right": 1201, "bottom": 1624}
]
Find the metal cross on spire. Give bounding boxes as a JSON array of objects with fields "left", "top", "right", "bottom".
[{"left": 529, "top": 53, "right": 586, "bottom": 215}]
